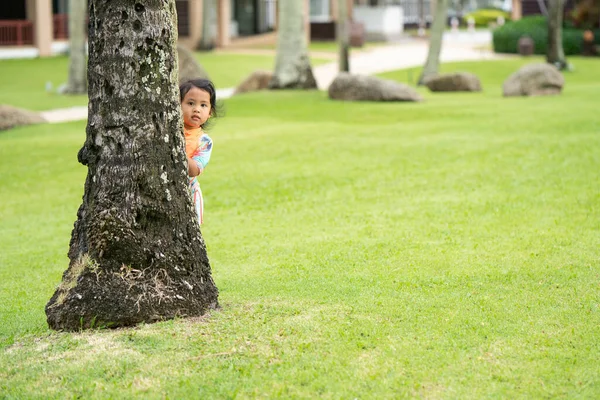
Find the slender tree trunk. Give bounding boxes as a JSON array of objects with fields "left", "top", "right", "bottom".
[
  {"left": 337, "top": 0, "right": 349, "bottom": 72},
  {"left": 418, "top": 0, "right": 449, "bottom": 85},
  {"left": 198, "top": 0, "right": 215, "bottom": 51},
  {"left": 418, "top": 0, "right": 426, "bottom": 36},
  {"left": 547, "top": 0, "right": 567, "bottom": 69},
  {"left": 269, "top": 0, "right": 317, "bottom": 89},
  {"left": 63, "top": 0, "right": 88, "bottom": 94},
  {"left": 46, "top": 0, "right": 219, "bottom": 331}
]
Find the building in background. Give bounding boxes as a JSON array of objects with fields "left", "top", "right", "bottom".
[
  {"left": 0, "top": 0, "right": 63, "bottom": 56},
  {"left": 1, "top": 0, "right": 537, "bottom": 57},
  {"left": 177, "top": 0, "right": 278, "bottom": 49},
  {"left": 0, "top": 0, "right": 283, "bottom": 56}
]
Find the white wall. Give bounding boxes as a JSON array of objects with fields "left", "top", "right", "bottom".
[{"left": 353, "top": 5, "right": 404, "bottom": 41}]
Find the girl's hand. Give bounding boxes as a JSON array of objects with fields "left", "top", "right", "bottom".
[{"left": 187, "top": 158, "right": 201, "bottom": 177}]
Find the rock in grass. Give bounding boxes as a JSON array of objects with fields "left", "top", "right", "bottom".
[
  {"left": 328, "top": 73, "right": 422, "bottom": 102},
  {"left": 424, "top": 72, "right": 482, "bottom": 92},
  {"left": 503, "top": 63, "right": 564, "bottom": 97},
  {"left": 234, "top": 70, "right": 273, "bottom": 95},
  {"left": 0, "top": 104, "right": 46, "bottom": 131}
]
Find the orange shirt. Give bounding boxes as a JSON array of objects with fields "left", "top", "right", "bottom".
[{"left": 184, "top": 127, "right": 203, "bottom": 159}]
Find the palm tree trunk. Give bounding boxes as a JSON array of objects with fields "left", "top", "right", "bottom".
[
  {"left": 63, "top": 0, "right": 87, "bottom": 94},
  {"left": 198, "top": 0, "right": 215, "bottom": 51},
  {"left": 418, "top": 0, "right": 449, "bottom": 85},
  {"left": 338, "top": 0, "right": 349, "bottom": 72},
  {"left": 418, "top": 0, "right": 426, "bottom": 36},
  {"left": 269, "top": 0, "right": 317, "bottom": 89},
  {"left": 547, "top": 0, "right": 567, "bottom": 70},
  {"left": 46, "top": 0, "right": 219, "bottom": 331}
]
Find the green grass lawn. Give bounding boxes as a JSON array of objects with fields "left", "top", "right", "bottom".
[
  {"left": 197, "top": 52, "right": 278, "bottom": 89},
  {"left": 197, "top": 52, "right": 330, "bottom": 89},
  {"left": 379, "top": 56, "right": 548, "bottom": 86},
  {"left": 0, "top": 52, "right": 329, "bottom": 111},
  {"left": 1, "top": 58, "right": 600, "bottom": 398},
  {"left": 0, "top": 56, "right": 88, "bottom": 111}
]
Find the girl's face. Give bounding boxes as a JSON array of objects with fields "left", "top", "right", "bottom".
[{"left": 181, "top": 87, "right": 212, "bottom": 130}]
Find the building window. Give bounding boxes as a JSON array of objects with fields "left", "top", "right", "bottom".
[
  {"left": 310, "top": 0, "right": 331, "bottom": 22},
  {"left": 175, "top": 0, "right": 189, "bottom": 37},
  {"left": 52, "top": 0, "right": 68, "bottom": 14}
]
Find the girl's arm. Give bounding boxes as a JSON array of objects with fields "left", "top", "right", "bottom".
[
  {"left": 187, "top": 157, "right": 201, "bottom": 177},
  {"left": 188, "top": 135, "right": 213, "bottom": 178}
]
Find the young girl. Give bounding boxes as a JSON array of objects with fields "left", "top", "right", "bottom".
[{"left": 180, "top": 78, "right": 218, "bottom": 225}]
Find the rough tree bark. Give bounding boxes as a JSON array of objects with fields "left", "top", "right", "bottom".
[
  {"left": 198, "top": 0, "right": 215, "bottom": 51},
  {"left": 547, "top": 0, "right": 568, "bottom": 70},
  {"left": 418, "top": 0, "right": 449, "bottom": 85},
  {"left": 45, "top": 0, "right": 219, "bottom": 331},
  {"left": 337, "top": 0, "right": 349, "bottom": 72},
  {"left": 269, "top": 0, "right": 317, "bottom": 89},
  {"left": 63, "top": 0, "right": 88, "bottom": 94}
]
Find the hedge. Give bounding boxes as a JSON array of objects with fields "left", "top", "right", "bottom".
[
  {"left": 462, "top": 9, "right": 511, "bottom": 28},
  {"left": 493, "top": 16, "right": 600, "bottom": 55}
]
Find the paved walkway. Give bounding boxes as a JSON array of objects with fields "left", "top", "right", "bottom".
[
  {"left": 314, "top": 32, "right": 506, "bottom": 90},
  {"left": 40, "top": 88, "right": 236, "bottom": 123},
  {"left": 38, "top": 31, "right": 506, "bottom": 123}
]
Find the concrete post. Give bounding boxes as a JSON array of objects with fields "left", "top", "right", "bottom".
[
  {"left": 511, "top": 0, "right": 522, "bottom": 20},
  {"left": 187, "top": 0, "right": 203, "bottom": 49},
  {"left": 28, "top": 0, "right": 53, "bottom": 57},
  {"left": 331, "top": 0, "right": 338, "bottom": 21},
  {"left": 331, "top": 0, "right": 353, "bottom": 21},
  {"left": 217, "top": 0, "right": 230, "bottom": 47}
]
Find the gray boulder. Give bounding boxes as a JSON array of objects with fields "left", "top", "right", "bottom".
[
  {"left": 177, "top": 45, "right": 210, "bottom": 84},
  {"left": 503, "top": 63, "right": 564, "bottom": 97},
  {"left": 424, "top": 72, "right": 482, "bottom": 92},
  {"left": 234, "top": 70, "right": 273, "bottom": 95},
  {"left": 328, "top": 73, "right": 422, "bottom": 102},
  {"left": 0, "top": 104, "right": 46, "bottom": 131}
]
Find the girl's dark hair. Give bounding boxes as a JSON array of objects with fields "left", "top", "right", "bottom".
[{"left": 179, "top": 78, "right": 221, "bottom": 128}]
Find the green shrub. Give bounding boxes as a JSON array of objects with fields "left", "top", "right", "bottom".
[
  {"left": 493, "top": 15, "right": 600, "bottom": 55},
  {"left": 463, "top": 8, "right": 511, "bottom": 27}
]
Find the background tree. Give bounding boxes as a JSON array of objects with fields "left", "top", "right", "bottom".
[
  {"left": 547, "top": 0, "right": 568, "bottom": 69},
  {"left": 63, "top": 0, "right": 87, "bottom": 94},
  {"left": 337, "top": 0, "right": 349, "bottom": 72},
  {"left": 269, "top": 0, "right": 317, "bottom": 89},
  {"left": 198, "top": 0, "right": 215, "bottom": 51},
  {"left": 418, "top": 0, "right": 426, "bottom": 36},
  {"left": 418, "top": 0, "right": 449, "bottom": 85},
  {"left": 46, "top": 0, "right": 219, "bottom": 331}
]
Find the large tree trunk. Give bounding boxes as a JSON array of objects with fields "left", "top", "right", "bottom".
[
  {"left": 547, "top": 0, "right": 568, "bottom": 70},
  {"left": 63, "top": 0, "right": 88, "bottom": 94},
  {"left": 418, "top": 0, "right": 449, "bottom": 85},
  {"left": 269, "top": 0, "right": 317, "bottom": 89},
  {"left": 198, "top": 0, "right": 215, "bottom": 51},
  {"left": 46, "top": 0, "right": 219, "bottom": 331},
  {"left": 337, "top": 0, "right": 349, "bottom": 72}
]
